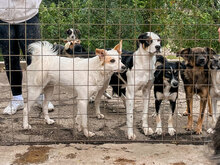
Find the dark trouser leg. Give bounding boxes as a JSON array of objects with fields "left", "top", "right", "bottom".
[
  {"left": 0, "top": 21, "right": 22, "bottom": 96},
  {"left": 16, "top": 14, "right": 41, "bottom": 66}
]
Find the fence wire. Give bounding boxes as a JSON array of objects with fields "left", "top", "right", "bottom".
[{"left": 0, "top": 0, "right": 219, "bottom": 145}]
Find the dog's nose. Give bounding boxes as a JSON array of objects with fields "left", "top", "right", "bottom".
[
  {"left": 155, "top": 45, "right": 161, "bottom": 51},
  {"left": 199, "top": 58, "right": 205, "bottom": 63},
  {"left": 172, "top": 81, "right": 179, "bottom": 87},
  {"left": 214, "top": 59, "right": 218, "bottom": 63},
  {"left": 121, "top": 65, "right": 126, "bottom": 70}
]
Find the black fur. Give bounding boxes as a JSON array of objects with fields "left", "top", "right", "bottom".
[
  {"left": 154, "top": 55, "right": 181, "bottom": 115},
  {"left": 109, "top": 51, "right": 133, "bottom": 96},
  {"left": 136, "top": 32, "right": 153, "bottom": 48},
  {"left": 53, "top": 43, "right": 86, "bottom": 56}
]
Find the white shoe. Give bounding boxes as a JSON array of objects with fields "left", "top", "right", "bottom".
[
  {"left": 36, "top": 94, "right": 54, "bottom": 112},
  {"left": 3, "top": 100, "right": 24, "bottom": 115}
]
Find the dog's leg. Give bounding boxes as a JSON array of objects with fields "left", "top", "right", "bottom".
[
  {"left": 185, "top": 87, "right": 193, "bottom": 131},
  {"left": 23, "top": 87, "right": 42, "bottom": 130},
  {"left": 121, "top": 93, "right": 126, "bottom": 108},
  {"left": 126, "top": 85, "right": 136, "bottom": 140},
  {"left": 77, "top": 99, "right": 95, "bottom": 137},
  {"left": 208, "top": 95, "right": 213, "bottom": 117},
  {"left": 103, "top": 91, "right": 112, "bottom": 99},
  {"left": 207, "top": 97, "right": 217, "bottom": 134},
  {"left": 196, "top": 94, "right": 208, "bottom": 134},
  {"left": 95, "top": 82, "right": 109, "bottom": 119},
  {"left": 155, "top": 99, "right": 162, "bottom": 135},
  {"left": 75, "top": 105, "right": 82, "bottom": 132},
  {"left": 142, "top": 84, "right": 154, "bottom": 136},
  {"left": 168, "top": 100, "right": 176, "bottom": 136},
  {"left": 43, "top": 85, "right": 55, "bottom": 125}
]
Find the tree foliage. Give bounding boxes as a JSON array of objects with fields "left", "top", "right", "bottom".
[{"left": 39, "top": 0, "right": 220, "bottom": 52}]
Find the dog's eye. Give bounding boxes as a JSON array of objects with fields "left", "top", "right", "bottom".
[{"left": 110, "top": 59, "right": 115, "bottom": 63}]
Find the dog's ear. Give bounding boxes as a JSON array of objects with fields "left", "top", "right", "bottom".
[
  {"left": 205, "top": 47, "right": 216, "bottom": 55},
  {"left": 66, "top": 29, "right": 72, "bottom": 35},
  {"left": 96, "top": 49, "right": 106, "bottom": 60},
  {"left": 113, "top": 40, "right": 122, "bottom": 55},
  {"left": 74, "top": 29, "right": 81, "bottom": 39},
  {"left": 136, "top": 33, "right": 152, "bottom": 49},
  {"left": 154, "top": 65, "right": 163, "bottom": 78},
  {"left": 205, "top": 48, "right": 216, "bottom": 61},
  {"left": 175, "top": 61, "right": 186, "bottom": 70},
  {"left": 63, "top": 39, "right": 68, "bottom": 43},
  {"left": 176, "top": 48, "right": 191, "bottom": 61}
]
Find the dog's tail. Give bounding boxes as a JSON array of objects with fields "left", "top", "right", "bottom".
[
  {"left": 28, "top": 41, "right": 57, "bottom": 64},
  {"left": 28, "top": 41, "right": 57, "bottom": 85}
]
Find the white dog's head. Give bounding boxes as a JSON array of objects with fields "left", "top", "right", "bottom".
[
  {"left": 137, "top": 32, "right": 162, "bottom": 54},
  {"left": 95, "top": 40, "right": 126, "bottom": 73}
]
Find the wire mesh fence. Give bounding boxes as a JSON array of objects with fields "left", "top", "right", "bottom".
[{"left": 0, "top": 0, "right": 220, "bottom": 145}]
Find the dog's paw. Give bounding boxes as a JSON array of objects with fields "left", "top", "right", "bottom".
[
  {"left": 185, "top": 124, "right": 193, "bottom": 131},
  {"left": 177, "top": 112, "right": 183, "bottom": 117},
  {"left": 143, "top": 127, "right": 154, "bottom": 135},
  {"left": 182, "top": 110, "right": 188, "bottom": 116},
  {"left": 104, "top": 92, "right": 112, "bottom": 99},
  {"left": 207, "top": 128, "right": 215, "bottom": 134},
  {"left": 23, "top": 123, "right": 32, "bottom": 130},
  {"left": 97, "top": 113, "right": 105, "bottom": 119},
  {"left": 155, "top": 128, "right": 162, "bottom": 135},
  {"left": 168, "top": 127, "right": 176, "bottom": 136},
  {"left": 46, "top": 119, "right": 55, "bottom": 125},
  {"left": 128, "top": 133, "right": 136, "bottom": 140},
  {"left": 195, "top": 128, "right": 202, "bottom": 135},
  {"left": 151, "top": 112, "right": 156, "bottom": 117},
  {"left": 83, "top": 129, "right": 95, "bottom": 137},
  {"left": 215, "top": 89, "right": 220, "bottom": 95}
]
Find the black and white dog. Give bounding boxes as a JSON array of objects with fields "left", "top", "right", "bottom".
[
  {"left": 109, "top": 32, "right": 162, "bottom": 139},
  {"left": 208, "top": 54, "right": 220, "bottom": 134},
  {"left": 53, "top": 28, "right": 86, "bottom": 57},
  {"left": 66, "top": 28, "right": 81, "bottom": 41},
  {"left": 153, "top": 55, "right": 180, "bottom": 136},
  {"left": 126, "top": 32, "right": 162, "bottom": 140}
]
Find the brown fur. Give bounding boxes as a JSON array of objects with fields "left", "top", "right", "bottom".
[{"left": 177, "top": 47, "right": 215, "bottom": 134}]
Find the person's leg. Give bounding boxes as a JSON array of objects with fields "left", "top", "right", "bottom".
[
  {"left": 0, "top": 20, "right": 24, "bottom": 114},
  {"left": 17, "top": 14, "right": 41, "bottom": 65},
  {"left": 17, "top": 14, "right": 54, "bottom": 111}
]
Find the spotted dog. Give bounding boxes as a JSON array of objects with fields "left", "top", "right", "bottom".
[{"left": 153, "top": 55, "right": 181, "bottom": 136}]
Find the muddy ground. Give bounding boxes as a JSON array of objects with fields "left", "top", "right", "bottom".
[{"left": 0, "top": 72, "right": 219, "bottom": 145}]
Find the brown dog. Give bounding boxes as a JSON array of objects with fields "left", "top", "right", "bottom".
[{"left": 177, "top": 47, "right": 216, "bottom": 134}]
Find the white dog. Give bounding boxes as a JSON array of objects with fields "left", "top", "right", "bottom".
[
  {"left": 23, "top": 40, "right": 125, "bottom": 137},
  {"left": 207, "top": 54, "right": 220, "bottom": 134},
  {"left": 126, "top": 32, "right": 162, "bottom": 140}
]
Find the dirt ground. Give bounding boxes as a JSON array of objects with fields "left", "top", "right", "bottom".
[
  {"left": 0, "top": 143, "right": 215, "bottom": 165},
  {"left": 0, "top": 71, "right": 219, "bottom": 145}
]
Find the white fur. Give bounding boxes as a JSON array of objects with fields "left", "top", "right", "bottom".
[
  {"left": 126, "top": 32, "right": 161, "bottom": 140},
  {"left": 23, "top": 41, "right": 124, "bottom": 138},
  {"left": 207, "top": 70, "right": 220, "bottom": 134}
]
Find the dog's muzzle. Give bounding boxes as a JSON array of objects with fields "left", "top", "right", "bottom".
[
  {"left": 197, "top": 58, "right": 207, "bottom": 66},
  {"left": 171, "top": 80, "right": 179, "bottom": 88},
  {"left": 120, "top": 65, "right": 127, "bottom": 73},
  {"left": 155, "top": 45, "right": 161, "bottom": 53}
]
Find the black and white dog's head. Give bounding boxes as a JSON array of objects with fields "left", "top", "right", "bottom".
[
  {"left": 136, "top": 32, "right": 162, "bottom": 54},
  {"left": 66, "top": 28, "right": 81, "bottom": 41},
  {"left": 154, "top": 55, "right": 179, "bottom": 88},
  {"left": 210, "top": 54, "right": 220, "bottom": 70}
]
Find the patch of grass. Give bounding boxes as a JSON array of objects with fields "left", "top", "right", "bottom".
[{"left": 166, "top": 55, "right": 183, "bottom": 61}]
